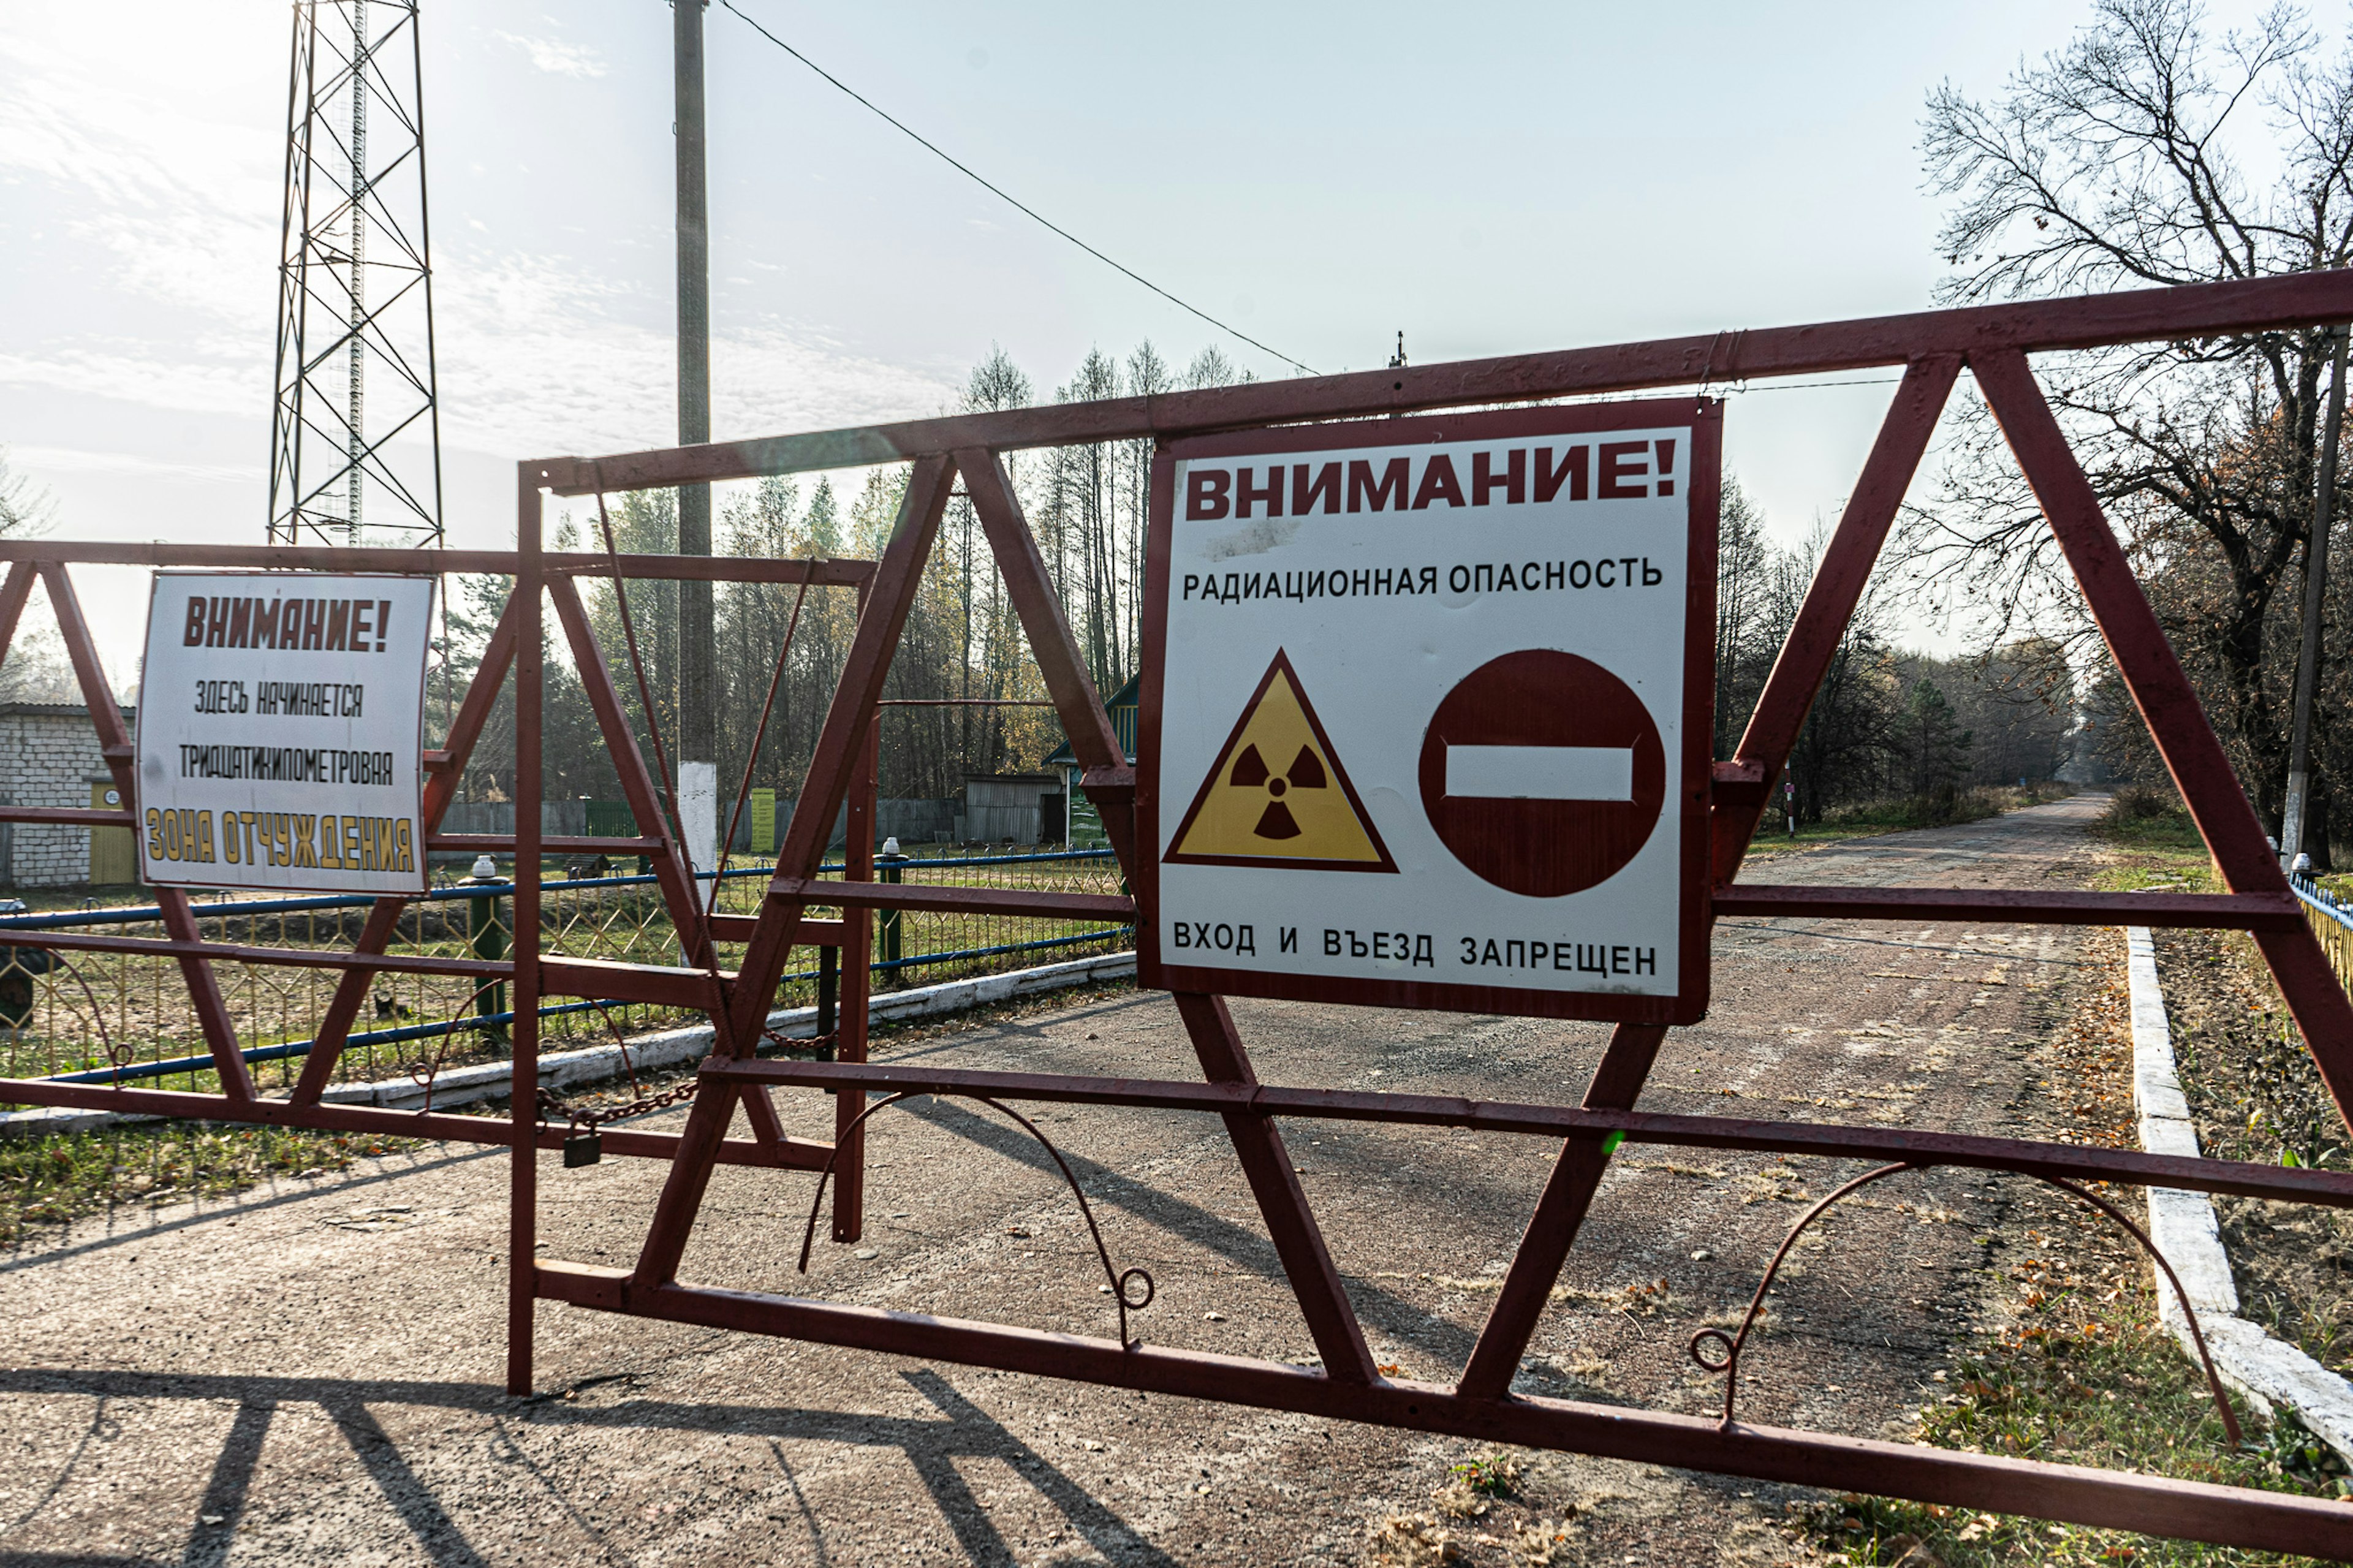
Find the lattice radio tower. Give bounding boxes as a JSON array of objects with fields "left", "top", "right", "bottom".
[{"left": 268, "top": 0, "right": 443, "bottom": 547}]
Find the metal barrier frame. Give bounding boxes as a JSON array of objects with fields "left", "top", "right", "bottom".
[{"left": 9, "top": 271, "right": 2353, "bottom": 1551}]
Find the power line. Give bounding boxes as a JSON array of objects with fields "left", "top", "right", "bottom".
[{"left": 717, "top": 0, "right": 1318, "bottom": 376}]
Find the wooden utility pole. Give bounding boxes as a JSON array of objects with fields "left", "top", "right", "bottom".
[{"left": 674, "top": 0, "right": 717, "bottom": 874}]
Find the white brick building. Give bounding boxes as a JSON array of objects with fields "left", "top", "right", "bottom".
[{"left": 0, "top": 703, "right": 137, "bottom": 888}]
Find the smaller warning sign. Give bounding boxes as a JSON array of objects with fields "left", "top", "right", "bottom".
[
  {"left": 137, "top": 572, "right": 434, "bottom": 896},
  {"left": 1164, "top": 650, "right": 1396, "bottom": 872}
]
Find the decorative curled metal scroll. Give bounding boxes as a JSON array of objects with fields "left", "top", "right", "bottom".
[
  {"left": 798, "top": 1091, "right": 1154, "bottom": 1348},
  {"left": 1687, "top": 1162, "right": 2243, "bottom": 1446},
  {"left": 409, "top": 980, "right": 508, "bottom": 1113},
  {"left": 42, "top": 958, "right": 134, "bottom": 1086}
]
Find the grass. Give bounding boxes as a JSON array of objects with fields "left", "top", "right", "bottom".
[
  {"left": 2094, "top": 812, "right": 2213, "bottom": 853},
  {"left": 2091, "top": 783, "right": 2212, "bottom": 852},
  {"left": 1793, "top": 1278, "right": 2344, "bottom": 1566},
  {"left": 2085, "top": 786, "right": 2222, "bottom": 894},
  {"left": 0, "top": 1121, "right": 425, "bottom": 1248}
]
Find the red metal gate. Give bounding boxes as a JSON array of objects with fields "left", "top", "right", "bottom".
[{"left": 8, "top": 272, "right": 2353, "bottom": 1553}]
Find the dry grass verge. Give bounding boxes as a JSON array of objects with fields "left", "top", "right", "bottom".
[{"left": 1787, "top": 928, "right": 2349, "bottom": 1566}]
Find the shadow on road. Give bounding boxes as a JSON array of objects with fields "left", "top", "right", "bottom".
[{"left": 0, "top": 1364, "right": 1177, "bottom": 1567}]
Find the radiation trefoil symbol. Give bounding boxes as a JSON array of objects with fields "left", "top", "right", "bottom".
[
  {"left": 1225, "top": 737, "right": 1325, "bottom": 839},
  {"left": 1164, "top": 650, "right": 1396, "bottom": 872}
]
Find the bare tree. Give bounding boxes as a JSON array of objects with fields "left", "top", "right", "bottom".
[
  {"left": 0, "top": 452, "right": 72, "bottom": 704},
  {"left": 0, "top": 449, "right": 52, "bottom": 538},
  {"left": 1715, "top": 480, "right": 1775, "bottom": 757},
  {"left": 1908, "top": 0, "right": 2353, "bottom": 825}
]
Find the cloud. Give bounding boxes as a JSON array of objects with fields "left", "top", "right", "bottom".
[
  {"left": 428, "top": 247, "right": 957, "bottom": 459},
  {"left": 495, "top": 31, "right": 608, "bottom": 80},
  {"left": 0, "top": 9, "right": 281, "bottom": 324},
  {"left": 0, "top": 4, "right": 956, "bottom": 474},
  {"left": 7, "top": 445, "right": 260, "bottom": 485},
  {"left": 0, "top": 345, "right": 262, "bottom": 419}
]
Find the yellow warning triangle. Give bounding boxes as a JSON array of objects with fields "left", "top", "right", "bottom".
[{"left": 1165, "top": 650, "right": 1396, "bottom": 871}]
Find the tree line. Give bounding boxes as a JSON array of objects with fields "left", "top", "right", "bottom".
[
  {"left": 1716, "top": 482, "right": 2074, "bottom": 825},
  {"left": 438, "top": 343, "right": 1256, "bottom": 819}
]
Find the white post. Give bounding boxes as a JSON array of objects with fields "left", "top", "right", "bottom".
[{"left": 678, "top": 760, "right": 718, "bottom": 906}]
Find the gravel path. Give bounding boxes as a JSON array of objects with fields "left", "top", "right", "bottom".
[{"left": 0, "top": 796, "right": 2111, "bottom": 1566}]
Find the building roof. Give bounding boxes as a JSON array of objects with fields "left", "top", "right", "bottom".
[{"left": 0, "top": 702, "right": 135, "bottom": 719}]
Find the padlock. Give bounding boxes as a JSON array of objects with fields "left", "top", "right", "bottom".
[{"left": 563, "top": 1130, "right": 603, "bottom": 1167}]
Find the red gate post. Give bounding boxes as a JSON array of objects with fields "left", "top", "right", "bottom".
[
  {"left": 509, "top": 463, "right": 547, "bottom": 1396},
  {"left": 832, "top": 668, "right": 878, "bottom": 1243}
]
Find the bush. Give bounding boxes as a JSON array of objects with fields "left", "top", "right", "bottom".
[
  {"left": 2109, "top": 782, "right": 2181, "bottom": 820},
  {"left": 2092, "top": 782, "right": 2205, "bottom": 849}
]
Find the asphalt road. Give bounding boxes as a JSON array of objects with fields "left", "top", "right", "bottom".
[{"left": 0, "top": 794, "right": 2109, "bottom": 1566}]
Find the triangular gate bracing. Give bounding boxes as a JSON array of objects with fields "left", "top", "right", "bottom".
[{"left": 523, "top": 288, "right": 2353, "bottom": 1556}]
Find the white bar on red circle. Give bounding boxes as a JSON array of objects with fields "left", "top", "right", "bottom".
[{"left": 1444, "top": 744, "right": 1634, "bottom": 801}]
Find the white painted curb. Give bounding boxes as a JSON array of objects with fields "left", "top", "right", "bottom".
[
  {"left": 0, "top": 949, "right": 1137, "bottom": 1136},
  {"left": 2127, "top": 925, "right": 2353, "bottom": 1460}
]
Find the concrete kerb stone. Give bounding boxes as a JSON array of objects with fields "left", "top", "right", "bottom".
[
  {"left": 2126, "top": 925, "right": 2353, "bottom": 1462},
  {"left": 0, "top": 949, "right": 1138, "bottom": 1136}
]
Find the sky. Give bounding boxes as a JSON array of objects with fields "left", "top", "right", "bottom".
[{"left": 0, "top": 0, "right": 2295, "bottom": 677}]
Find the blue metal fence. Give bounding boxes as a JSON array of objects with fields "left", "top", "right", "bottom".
[
  {"left": 1, "top": 848, "right": 1129, "bottom": 1089},
  {"left": 2291, "top": 870, "right": 2353, "bottom": 994}
]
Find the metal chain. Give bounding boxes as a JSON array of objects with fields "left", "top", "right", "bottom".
[
  {"left": 535, "top": 1027, "right": 836, "bottom": 1134},
  {"left": 536, "top": 1079, "right": 703, "bottom": 1134}
]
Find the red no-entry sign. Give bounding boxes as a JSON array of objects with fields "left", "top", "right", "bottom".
[{"left": 1418, "top": 650, "right": 1667, "bottom": 899}]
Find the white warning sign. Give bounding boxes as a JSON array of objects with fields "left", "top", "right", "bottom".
[
  {"left": 136, "top": 572, "right": 435, "bottom": 895},
  {"left": 1138, "top": 402, "right": 1718, "bottom": 1025}
]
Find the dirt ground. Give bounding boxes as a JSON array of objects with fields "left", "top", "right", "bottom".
[{"left": 0, "top": 795, "right": 2131, "bottom": 1566}]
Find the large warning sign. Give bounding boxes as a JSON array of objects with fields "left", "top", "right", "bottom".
[{"left": 1138, "top": 401, "right": 1718, "bottom": 1024}]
